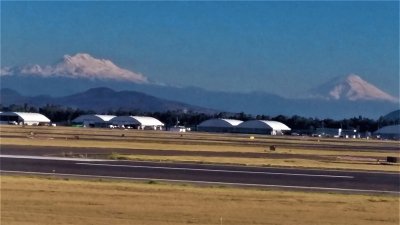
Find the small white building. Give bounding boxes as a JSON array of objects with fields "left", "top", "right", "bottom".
[
  {"left": 197, "top": 118, "right": 243, "bottom": 133},
  {"left": 374, "top": 125, "right": 400, "bottom": 140},
  {"left": 110, "top": 116, "right": 164, "bottom": 130},
  {"left": 236, "top": 120, "right": 291, "bottom": 135},
  {"left": 72, "top": 114, "right": 116, "bottom": 128},
  {"left": 0, "top": 112, "right": 51, "bottom": 126}
]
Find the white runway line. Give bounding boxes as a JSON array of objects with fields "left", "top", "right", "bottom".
[
  {"left": 76, "top": 162, "right": 355, "bottom": 179},
  {"left": 1, "top": 170, "right": 398, "bottom": 194}
]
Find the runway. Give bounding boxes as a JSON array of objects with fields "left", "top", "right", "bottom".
[{"left": 1, "top": 155, "right": 399, "bottom": 194}]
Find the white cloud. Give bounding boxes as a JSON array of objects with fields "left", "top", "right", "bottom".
[
  {"left": 0, "top": 53, "right": 148, "bottom": 83},
  {"left": 0, "top": 67, "right": 13, "bottom": 76}
]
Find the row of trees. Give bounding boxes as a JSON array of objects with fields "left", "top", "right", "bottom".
[{"left": 1, "top": 104, "right": 398, "bottom": 133}]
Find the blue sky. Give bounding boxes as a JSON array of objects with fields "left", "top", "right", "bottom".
[{"left": 1, "top": 1, "right": 399, "bottom": 97}]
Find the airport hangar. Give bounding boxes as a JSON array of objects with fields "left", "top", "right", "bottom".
[
  {"left": 197, "top": 118, "right": 291, "bottom": 135},
  {"left": 109, "top": 116, "right": 165, "bottom": 130},
  {"left": 72, "top": 114, "right": 116, "bottom": 128},
  {"left": 374, "top": 124, "right": 400, "bottom": 140},
  {"left": 0, "top": 112, "right": 51, "bottom": 126},
  {"left": 197, "top": 118, "right": 243, "bottom": 133},
  {"left": 235, "top": 120, "right": 291, "bottom": 135}
]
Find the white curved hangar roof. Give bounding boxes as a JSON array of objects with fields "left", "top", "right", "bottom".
[
  {"left": 198, "top": 118, "right": 243, "bottom": 127},
  {"left": 374, "top": 125, "right": 400, "bottom": 134},
  {"left": 110, "top": 116, "right": 164, "bottom": 126},
  {"left": 0, "top": 112, "right": 50, "bottom": 123},
  {"left": 73, "top": 114, "right": 115, "bottom": 123},
  {"left": 237, "top": 120, "right": 291, "bottom": 131}
]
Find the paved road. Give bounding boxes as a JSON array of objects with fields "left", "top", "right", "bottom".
[{"left": 1, "top": 155, "right": 399, "bottom": 194}]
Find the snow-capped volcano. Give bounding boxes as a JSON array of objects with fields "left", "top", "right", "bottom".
[
  {"left": 0, "top": 53, "right": 148, "bottom": 83},
  {"left": 309, "top": 74, "right": 398, "bottom": 102}
]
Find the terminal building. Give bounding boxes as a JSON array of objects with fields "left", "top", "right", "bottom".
[{"left": 0, "top": 112, "right": 51, "bottom": 126}]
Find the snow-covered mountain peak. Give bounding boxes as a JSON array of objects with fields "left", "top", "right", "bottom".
[
  {"left": 346, "top": 74, "right": 363, "bottom": 82},
  {"left": 0, "top": 53, "right": 148, "bottom": 83},
  {"left": 62, "top": 53, "right": 103, "bottom": 64},
  {"left": 310, "top": 74, "right": 398, "bottom": 103}
]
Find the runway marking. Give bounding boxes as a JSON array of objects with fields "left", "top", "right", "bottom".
[
  {"left": 76, "top": 162, "right": 354, "bottom": 179},
  {"left": 1, "top": 170, "right": 398, "bottom": 194}
]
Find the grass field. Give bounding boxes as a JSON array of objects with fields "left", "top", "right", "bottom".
[
  {"left": 1, "top": 126, "right": 399, "bottom": 224},
  {"left": 1, "top": 125, "right": 399, "bottom": 172},
  {"left": 1, "top": 175, "right": 399, "bottom": 225},
  {"left": 108, "top": 154, "right": 399, "bottom": 172}
]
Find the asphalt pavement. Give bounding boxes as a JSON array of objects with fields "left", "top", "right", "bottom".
[{"left": 1, "top": 155, "right": 399, "bottom": 194}]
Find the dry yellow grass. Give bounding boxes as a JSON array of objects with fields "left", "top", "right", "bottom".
[
  {"left": 2, "top": 137, "right": 399, "bottom": 158},
  {"left": 1, "top": 137, "right": 266, "bottom": 153},
  {"left": 2, "top": 125, "right": 398, "bottom": 148},
  {"left": 1, "top": 175, "right": 399, "bottom": 225},
  {"left": 111, "top": 154, "right": 400, "bottom": 172}
]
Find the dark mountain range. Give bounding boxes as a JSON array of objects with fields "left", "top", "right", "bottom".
[
  {"left": 0, "top": 87, "right": 215, "bottom": 114},
  {"left": 0, "top": 75, "right": 292, "bottom": 114},
  {"left": 1, "top": 84, "right": 398, "bottom": 119}
]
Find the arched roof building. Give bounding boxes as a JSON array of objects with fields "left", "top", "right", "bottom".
[
  {"left": 374, "top": 125, "right": 400, "bottom": 140},
  {"left": 72, "top": 114, "right": 115, "bottom": 127},
  {"left": 197, "top": 118, "right": 243, "bottom": 133},
  {"left": 110, "top": 116, "right": 164, "bottom": 130},
  {"left": 236, "top": 120, "right": 291, "bottom": 135},
  {"left": 0, "top": 112, "right": 50, "bottom": 125}
]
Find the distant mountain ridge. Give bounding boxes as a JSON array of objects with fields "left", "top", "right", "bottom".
[
  {"left": 2, "top": 53, "right": 396, "bottom": 103},
  {"left": 1, "top": 53, "right": 398, "bottom": 118},
  {"left": 1, "top": 84, "right": 398, "bottom": 119},
  {"left": 0, "top": 87, "right": 215, "bottom": 114}
]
